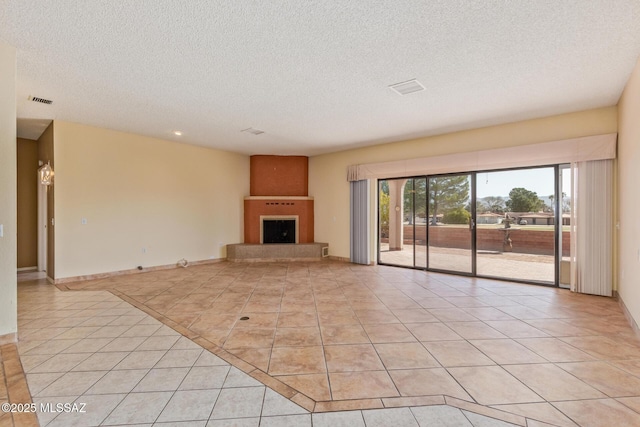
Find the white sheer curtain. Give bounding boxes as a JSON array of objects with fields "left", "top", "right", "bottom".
[
  {"left": 570, "top": 159, "right": 614, "bottom": 296},
  {"left": 350, "top": 180, "right": 370, "bottom": 265}
]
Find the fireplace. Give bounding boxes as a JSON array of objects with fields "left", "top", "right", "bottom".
[
  {"left": 243, "top": 155, "right": 314, "bottom": 244},
  {"left": 245, "top": 199, "right": 312, "bottom": 243},
  {"left": 261, "top": 217, "right": 297, "bottom": 244},
  {"left": 230, "top": 155, "right": 327, "bottom": 260}
]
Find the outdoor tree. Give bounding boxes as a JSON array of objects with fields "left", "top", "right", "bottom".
[
  {"left": 443, "top": 207, "right": 470, "bottom": 224},
  {"left": 402, "top": 179, "right": 427, "bottom": 223},
  {"left": 429, "top": 176, "right": 469, "bottom": 225},
  {"left": 546, "top": 194, "right": 555, "bottom": 213},
  {"left": 483, "top": 196, "right": 506, "bottom": 214},
  {"left": 403, "top": 180, "right": 414, "bottom": 224},
  {"left": 379, "top": 181, "right": 390, "bottom": 237},
  {"left": 414, "top": 179, "right": 427, "bottom": 218},
  {"left": 562, "top": 192, "right": 571, "bottom": 213},
  {"left": 505, "top": 187, "right": 544, "bottom": 212},
  {"left": 475, "top": 200, "right": 488, "bottom": 214},
  {"left": 380, "top": 180, "right": 389, "bottom": 194},
  {"left": 466, "top": 199, "right": 489, "bottom": 213},
  {"left": 545, "top": 193, "right": 571, "bottom": 213}
]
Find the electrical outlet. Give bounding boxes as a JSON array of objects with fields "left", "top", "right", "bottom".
[
  {"left": 142, "top": 247, "right": 147, "bottom": 254},
  {"left": 81, "top": 218, "right": 87, "bottom": 225}
]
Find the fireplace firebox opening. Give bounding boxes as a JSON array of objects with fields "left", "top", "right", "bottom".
[{"left": 260, "top": 216, "right": 299, "bottom": 244}]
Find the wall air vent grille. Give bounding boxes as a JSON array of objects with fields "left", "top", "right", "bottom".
[
  {"left": 242, "top": 127, "right": 265, "bottom": 135},
  {"left": 389, "top": 79, "right": 425, "bottom": 95},
  {"left": 29, "top": 96, "right": 53, "bottom": 105}
]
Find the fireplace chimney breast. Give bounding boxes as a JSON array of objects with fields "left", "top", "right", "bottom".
[{"left": 244, "top": 156, "right": 313, "bottom": 244}]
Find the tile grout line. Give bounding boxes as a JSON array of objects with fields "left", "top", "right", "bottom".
[{"left": 316, "top": 275, "right": 336, "bottom": 402}]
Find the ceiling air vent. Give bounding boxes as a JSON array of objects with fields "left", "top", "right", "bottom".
[
  {"left": 29, "top": 96, "right": 53, "bottom": 105},
  {"left": 241, "top": 127, "right": 264, "bottom": 135},
  {"left": 389, "top": 79, "right": 425, "bottom": 96}
]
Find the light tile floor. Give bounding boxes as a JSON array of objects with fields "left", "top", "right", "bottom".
[
  {"left": 10, "top": 260, "right": 640, "bottom": 426},
  {"left": 12, "top": 279, "right": 523, "bottom": 427}
]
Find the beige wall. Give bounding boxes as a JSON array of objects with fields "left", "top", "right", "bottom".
[
  {"left": 617, "top": 57, "right": 640, "bottom": 326},
  {"left": 53, "top": 121, "right": 249, "bottom": 279},
  {"left": 309, "top": 107, "right": 618, "bottom": 260},
  {"left": 17, "top": 138, "right": 38, "bottom": 269},
  {"left": 0, "top": 42, "right": 17, "bottom": 338}
]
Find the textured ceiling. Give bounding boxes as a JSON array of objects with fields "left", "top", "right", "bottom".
[{"left": 2, "top": 1, "right": 640, "bottom": 155}]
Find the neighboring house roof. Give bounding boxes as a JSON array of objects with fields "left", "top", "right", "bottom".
[{"left": 519, "top": 213, "right": 554, "bottom": 219}]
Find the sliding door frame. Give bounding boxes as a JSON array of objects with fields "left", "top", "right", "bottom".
[
  {"left": 425, "top": 171, "right": 475, "bottom": 277},
  {"left": 554, "top": 164, "right": 561, "bottom": 286},
  {"left": 377, "top": 164, "right": 563, "bottom": 287}
]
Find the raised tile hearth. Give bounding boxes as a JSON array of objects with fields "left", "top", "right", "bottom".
[{"left": 227, "top": 243, "right": 328, "bottom": 262}]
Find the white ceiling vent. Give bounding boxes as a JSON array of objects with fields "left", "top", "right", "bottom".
[
  {"left": 389, "top": 79, "right": 425, "bottom": 96},
  {"left": 242, "top": 127, "right": 265, "bottom": 135},
  {"left": 29, "top": 95, "right": 53, "bottom": 105}
]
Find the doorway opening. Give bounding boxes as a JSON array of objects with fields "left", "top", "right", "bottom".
[{"left": 37, "top": 169, "right": 48, "bottom": 273}]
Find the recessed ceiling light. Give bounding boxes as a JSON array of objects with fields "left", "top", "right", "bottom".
[
  {"left": 173, "top": 130, "right": 182, "bottom": 136},
  {"left": 389, "top": 79, "right": 425, "bottom": 95},
  {"left": 241, "top": 127, "right": 264, "bottom": 135}
]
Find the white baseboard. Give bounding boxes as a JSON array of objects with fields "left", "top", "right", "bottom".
[
  {"left": 618, "top": 293, "right": 640, "bottom": 340},
  {"left": 54, "top": 258, "right": 225, "bottom": 284}
]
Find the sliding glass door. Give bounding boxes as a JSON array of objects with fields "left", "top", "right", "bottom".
[
  {"left": 378, "top": 177, "right": 427, "bottom": 268},
  {"left": 475, "top": 167, "right": 556, "bottom": 284},
  {"left": 414, "top": 178, "right": 427, "bottom": 268},
  {"left": 427, "top": 174, "right": 473, "bottom": 274},
  {"left": 378, "top": 165, "right": 564, "bottom": 286},
  {"left": 558, "top": 165, "right": 572, "bottom": 288},
  {"left": 379, "top": 178, "right": 411, "bottom": 267}
]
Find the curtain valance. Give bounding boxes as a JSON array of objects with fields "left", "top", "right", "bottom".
[{"left": 347, "top": 133, "right": 616, "bottom": 181}]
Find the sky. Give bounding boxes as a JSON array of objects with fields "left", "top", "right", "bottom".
[{"left": 476, "top": 167, "right": 571, "bottom": 199}]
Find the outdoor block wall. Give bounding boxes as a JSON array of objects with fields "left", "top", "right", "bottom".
[{"left": 401, "top": 225, "right": 569, "bottom": 256}]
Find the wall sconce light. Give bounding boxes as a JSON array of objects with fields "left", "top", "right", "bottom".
[{"left": 39, "top": 162, "right": 54, "bottom": 186}]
